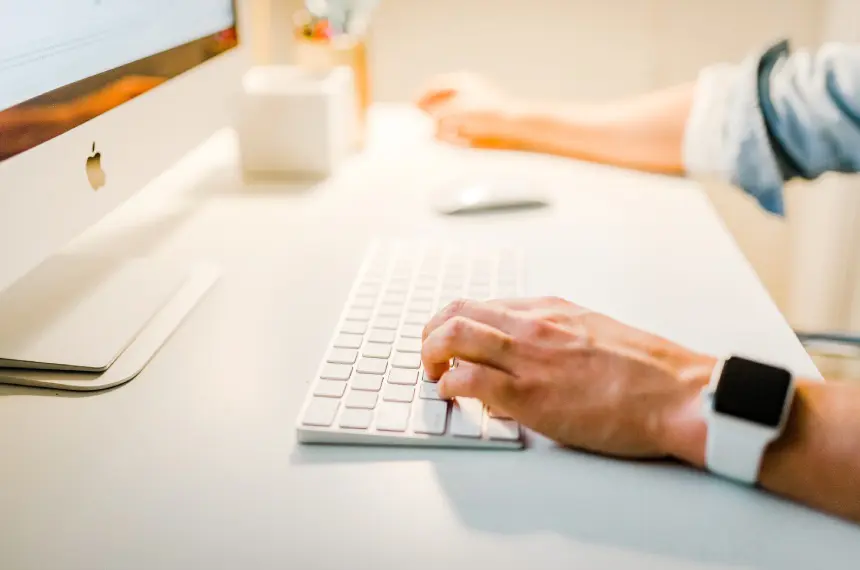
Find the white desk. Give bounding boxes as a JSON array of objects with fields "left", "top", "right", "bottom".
[{"left": 1, "top": 106, "right": 857, "bottom": 569}]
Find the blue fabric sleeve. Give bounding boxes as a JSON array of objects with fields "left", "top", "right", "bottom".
[{"left": 689, "top": 40, "right": 860, "bottom": 216}]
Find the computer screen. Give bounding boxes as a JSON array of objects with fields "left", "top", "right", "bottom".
[{"left": 0, "top": 0, "right": 238, "bottom": 163}]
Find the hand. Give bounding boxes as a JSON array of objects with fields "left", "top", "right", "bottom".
[
  {"left": 421, "top": 297, "right": 716, "bottom": 460},
  {"left": 415, "top": 72, "right": 529, "bottom": 150}
]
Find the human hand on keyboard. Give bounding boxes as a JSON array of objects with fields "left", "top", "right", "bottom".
[{"left": 421, "top": 297, "right": 717, "bottom": 459}]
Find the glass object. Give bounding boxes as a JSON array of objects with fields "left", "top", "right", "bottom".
[{"left": 292, "top": 7, "right": 372, "bottom": 149}]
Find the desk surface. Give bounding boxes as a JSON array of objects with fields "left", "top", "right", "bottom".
[{"left": 1, "top": 106, "right": 857, "bottom": 570}]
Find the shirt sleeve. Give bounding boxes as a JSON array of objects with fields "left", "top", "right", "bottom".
[{"left": 682, "top": 40, "right": 860, "bottom": 217}]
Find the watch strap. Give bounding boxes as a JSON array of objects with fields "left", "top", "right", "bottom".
[{"left": 705, "top": 414, "right": 772, "bottom": 484}]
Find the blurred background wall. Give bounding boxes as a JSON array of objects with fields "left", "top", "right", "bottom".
[{"left": 243, "top": 0, "right": 860, "bottom": 340}]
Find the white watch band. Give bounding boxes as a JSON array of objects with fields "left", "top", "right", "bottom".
[
  {"left": 702, "top": 357, "right": 794, "bottom": 485},
  {"left": 704, "top": 414, "right": 773, "bottom": 484}
]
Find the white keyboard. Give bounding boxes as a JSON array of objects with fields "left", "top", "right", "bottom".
[{"left": 296, "top": 240, "right": 526, "bottom": 450}]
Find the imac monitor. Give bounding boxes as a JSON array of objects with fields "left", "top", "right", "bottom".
[{"left": 0, "top": 0, "right": 244, "bottom": 296}]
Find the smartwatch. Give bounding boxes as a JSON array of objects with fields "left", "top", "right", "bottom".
[{"left": 700, "top": 355, "right": 796, "bottom": 485}]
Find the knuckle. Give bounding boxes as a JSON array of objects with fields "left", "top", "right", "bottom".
[
  {"left": 443, "top": 298, "right": 469, "bottom": 319},
  {"left": 570, "top": 322, "right": 594, "bottom": 348},
  {"left": 460, "top": 366, "right": 481, "bottom": 389},
  {"left": 497, "top": 332, "right": 515, "bottom": 354},
  {"left": 521, "top": 316, "right": 553, "bottom": 340},
  {"left": 443, "top": 316, "right": 470, "bottom": 345}
]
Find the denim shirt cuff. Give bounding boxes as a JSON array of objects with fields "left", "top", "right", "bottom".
[{"left": 683, "top": 41, "right": 790, "bottom": 216}]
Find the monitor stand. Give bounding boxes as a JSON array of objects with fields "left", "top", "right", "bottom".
[{"left": 0, "top": 254, "right": 219, "bottom": 391}]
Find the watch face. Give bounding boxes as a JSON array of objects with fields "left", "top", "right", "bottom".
[{"left": 713, "top": 356, "right": 792, "bottom": 427}]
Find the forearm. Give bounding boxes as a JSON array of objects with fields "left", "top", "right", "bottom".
[
  {"left": 510, "top": 82, "right": 696, "bottom": 174},
  {"left": 669, "top": 376, "right": 860, "bottom": 522}
]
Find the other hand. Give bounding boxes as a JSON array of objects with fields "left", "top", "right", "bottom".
[
  {"left": 415, "top": 72, "right": 529, "bottom": 150},
  {"left": 421, "top": 297, "right": 716, "bottom": 459}
]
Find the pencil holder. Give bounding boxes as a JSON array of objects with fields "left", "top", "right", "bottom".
[
  {"left": 293, "top": 27, "right": 371, "bottom": 148},
  {"left": 234, "top": 65, "right": 356, "bottom": 180}
]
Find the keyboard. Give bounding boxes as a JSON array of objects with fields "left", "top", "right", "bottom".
[{"left": 296, "top": 240, "right": 526, "bottom": 449}]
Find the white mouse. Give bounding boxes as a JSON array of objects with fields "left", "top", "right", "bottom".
[{"left": 433, "top": 180, "right": 551, "bottom": 215}]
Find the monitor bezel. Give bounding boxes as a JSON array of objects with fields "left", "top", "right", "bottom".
[{"left": 0, "top": 0, "right": 240, "bottom": 164}]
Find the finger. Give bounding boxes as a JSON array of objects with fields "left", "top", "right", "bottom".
[
  {"left": 485, "top": 298, "right": 538, "bottom": 310},
  {"left": 437, "top": 361, "right": 517, "bottom": 404},
  {"left": 435, "top": 131, "right": 472, "bottom": 147},
  {"left": 415, "top": 72, "right": 469, "bottom": 109},
  {"left": 421, "top": 316, "right": 515, "bottom": 379},
  {"left": 435, "top": 115, "right": 463, "bottom": 140},
  {"left": 488, "top": 296, "right": 589, "bottom": 314},
  {"left": 416, "top": 87, "right": 456, "bottom": 111},
  {"left": 422, "top": 298, "right": 517, "bottom": 342}
]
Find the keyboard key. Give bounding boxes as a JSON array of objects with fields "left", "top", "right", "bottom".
[
  {"left": 450, "top": 398, "right": 484, "bottom": 438},
  {"left": 356, "top": 284, "right": 380, "bottom": 296},
  {"left": 405, "top": 312, "right": 431, "bottom": 325},
  {"left": 333, "top": 333, "right": 363, "bottom": 349},
  {"left": 438, "top": 296, "right": 459, "bottom": 307},
  {"left": 408, "top": 300, "right": 433, "bottom": 312},
  {"left": 378, "top": 304, "right": 403, "bottom": 317},
  {"left": 487, "top": 407, "right": 512, "bottom": 419},
  {"left": 486, "top": 418, "right": 520, "bottom": 441},
  {"left": 383, "top": 293, "right": 406, "bottom": 304},
  {"left": 420, "top": 382, "right": 443, "bottom": 400},
  {"left": 356, "top": 358, "right": 387, "bottom": 375},
  {"left": 388, "top": 368, "right": 419, "bottom": 385},
  {"left": 368, "top": 329, "right": 396, "bottom": 344},
  {"left": 362, "top": 342, "right": 392, "bottom": 359},
  {"left": 320, "top": 363, "right": 351, "bottom": 381},
  {"left": 392, "top": 352, "right": 421, "bottom": 369},
  {"left": 350, "top": 373, "right": 383, "bottom": 391},
  {"left": 497, "top": 287, "right": 518, "bottom": 298},
  {"left": 400, "top": 324, "right": 424, "bottom": 338},
  {"left": 375, "top": 402, "right": 411, "bottom": 432},
  {"left": 345, "top": 390, "right": 378, "bottom": 409},
  {"left": 314, "top": 380, "right": 347, "bottom": 398},
  {"left": 339, "top": 408, "right": 373, "bottom": 429},
  {"left": 340, "top": 321, "right": 367, "bottom": 335},
  {"left": 346, "top": 308, "right": 372, "bottom": 322},
  {"left": 327, "top": 348, "right": 357, "bottom": 365},
  {"left": 395, "top": 337, "right": 422, "bottom": 353},
  {"left": 386, "top": 281, "right": 409, "bottom": 293},
  {"left": 374, "top": 317, "right": 400, "bottom": 330},
  {"left": 351, "top": 296, "right": 376, "bottom": 308},
  {"left": 361, "top": 274, "right": 384, "bottom": 284},
  {"left": 412, "top": 400, "right": 449, "bottom": 435},
  {"left": 411, "top": 291, "right": 435, "bottom": 302},
  {"left": 302, "top": 398, "right": 340, "bottom": 426},
  {"left": 383, "top": 384, "right": 414, "bottom": 403}
]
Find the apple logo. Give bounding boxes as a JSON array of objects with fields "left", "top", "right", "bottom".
[{"left": 86, "top": 142, "right": 106, "bottom": 190}]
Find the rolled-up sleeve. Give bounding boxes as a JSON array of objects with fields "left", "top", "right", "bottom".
[{"left": 682, "top": 40, "right": 860, "bottom": 216}]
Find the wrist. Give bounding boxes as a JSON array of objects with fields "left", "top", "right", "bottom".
[
  {"left": 659, "top": 353, "right": 715, "bottom": 469},
  {"left": 491, "top": 100, "right": 547, "bottom": 150}
]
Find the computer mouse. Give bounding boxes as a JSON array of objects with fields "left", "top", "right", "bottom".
[{"left": 433, "top": 180, "right": 552, "bottom": 215}]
